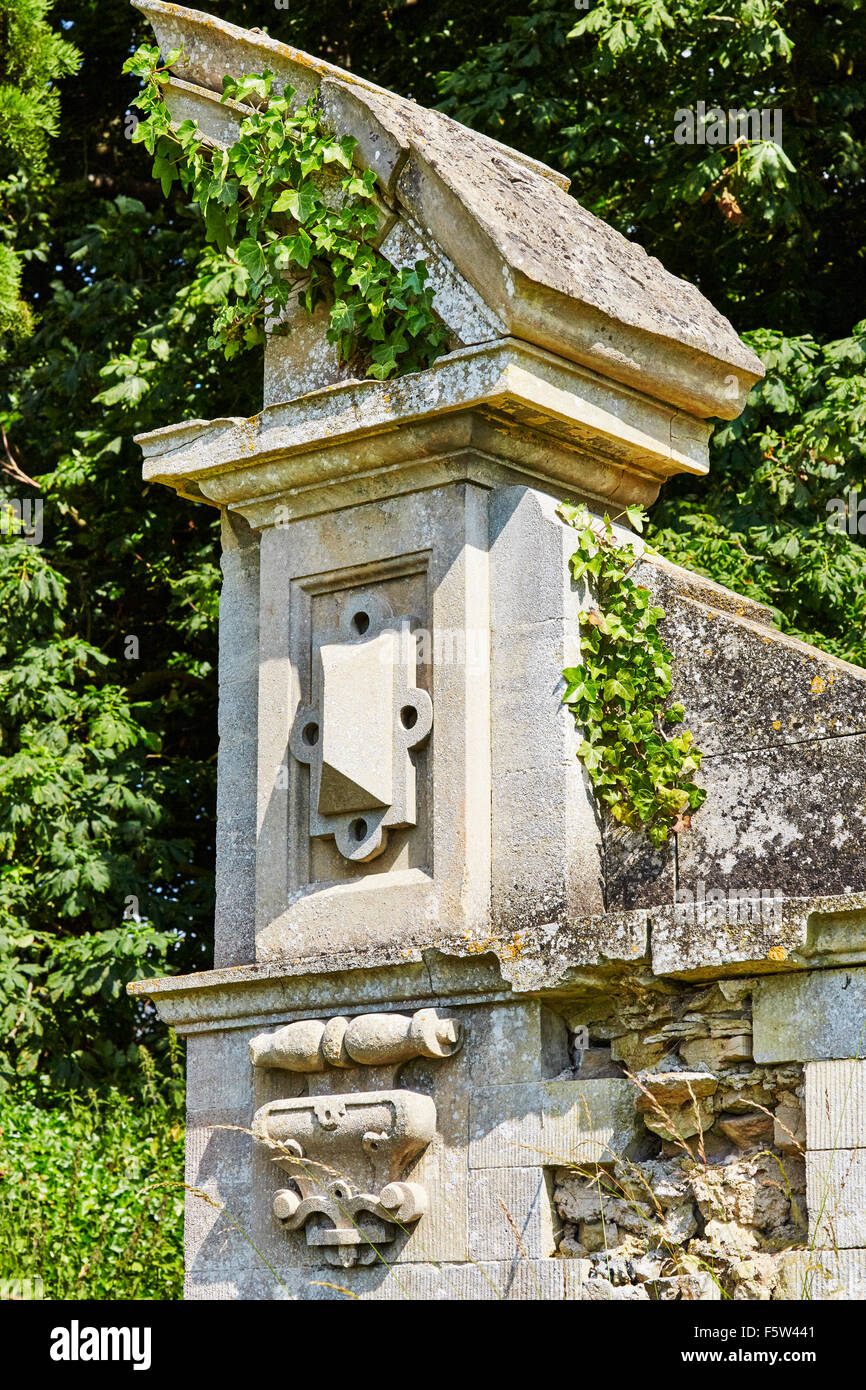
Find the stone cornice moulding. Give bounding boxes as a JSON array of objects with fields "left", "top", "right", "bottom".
[
  {"left": 128, "top": 889, "right": 866, "bottom": 1034},
  {"left": 135, "top": 339, "right": 712, "bottom": 522},
  {"left": 129, "top": 954, "right": 521, "bottom": 1036}
]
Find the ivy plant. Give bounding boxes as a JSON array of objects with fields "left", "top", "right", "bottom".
[
  {"left": 558, "top": 502, "right": 706, "bottom": 847},
  {"left": 122, "top": 45, "right": 451, "bottom": 377}
]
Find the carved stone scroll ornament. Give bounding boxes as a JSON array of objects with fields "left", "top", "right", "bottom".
[
  {"left": 250, "top": 1010, "right": 461, "bottom": 1268},
  {"left": 289, "top": 592, "right": 432, "bottom": 863},
  {"left": 250, "top": 1008, "right": 461, "bottom": 1071}
]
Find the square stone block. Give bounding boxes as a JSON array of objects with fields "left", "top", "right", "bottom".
[
  {"left": 468, "top": 1167, "right": 557, "bottom": 1262},
  {"left": 469, "top": 1083, "right": 544, "bottom": 1169},
  {"left": 806, "top": 1148, "right": 866, "bottom": 1249},
  {"left": 468, "top": 1078, "right": 640, "bottom": 1170},
  {"left": 184, "top": 1277, "right": 242, "bottom": 1301},
  {"left": 392, "top": 1137, "right": 468, "bottom": 1264},
  {"left": 753, "top": 968, "right": 866, "bottom": 1063},
  {"left": 232, "top": 1258, "right": 578, "bottom": 1301},
  {"left": 463, "top": 1001, "right": 570, "bottom": 1086},
  {"left": 805, "top": 1059, "right": 866, "bottom": 1150},
  {"left": 541, "top": 1078, "right": 640, "bottom": 1166},
  {"left": 185, "top": 1030, "right": 256, "bottom": 1118},
  {"left": 776, "top": 1248, "right": 866, "bottom": 1300}
]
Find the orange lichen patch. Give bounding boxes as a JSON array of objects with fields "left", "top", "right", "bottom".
[
  {"left": 500, "top": 933, "right": 525, "bottom": 961},
  {"left": 463, "top": 936, "right": 495, "bottom": 954},
  {"left": 772, "top": 719, "right": 781, "bottom": 730},
  {"left": 767, "top": 945, "right": 788, "bottom": 962},
  {"left": 810, "top": 676, "right": 827, "bottom": 695}
]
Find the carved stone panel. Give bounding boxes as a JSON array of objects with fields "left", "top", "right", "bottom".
[
  {"left": 253, "top": 1091, "right": 434, "bottom": 1267},
  {"left": 254, "top": 486, "right": 492, "bottom": 963},
  {"left": 289, "top": 593, "right": 432, "bottom": 863}
]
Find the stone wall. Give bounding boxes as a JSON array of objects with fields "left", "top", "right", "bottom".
[{"left": 554, "top": 970, "right": 807, "bottom": 1300}]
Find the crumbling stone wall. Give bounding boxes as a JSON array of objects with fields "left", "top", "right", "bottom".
[
  {"left": 554, "top": 971, "right": 807, "bottom": 1299},
  {"left": 131, "top": 1, "right": 866, "bottom": 1304}
]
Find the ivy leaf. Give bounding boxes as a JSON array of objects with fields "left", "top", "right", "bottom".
[
  {"left": 578, "top": 740, "right": 602, "bottom": 772},
  {"left": 322, "top": 135, "right": 356, "bottom": 168},
  {"left": 285, "top": 230, "right": 313, "bottom": 268},
  {"left": 272, "top": 185, "right": 317, "bottom": 224},
  {"left": 235, "top": 237, "right": 266, "bottom": 284},
  {"left": 603, "top": 677, "right": 635, "bottom": 704}
]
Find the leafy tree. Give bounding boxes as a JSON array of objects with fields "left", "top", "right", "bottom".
[
  {"left": 0, "top": 192, "right": 246, "bottom": 1085},
  {"left": 654, "top": 323, "right": 866, "bottom": 665},
  {"left": 439, "top": 0, "right": 866, "bottom": 665},
  {"left": 0, "top": 0, "right": 79, "bottom": 345},
  {"left": 439, "top": 0, "right": 866, "bottom": 338}
]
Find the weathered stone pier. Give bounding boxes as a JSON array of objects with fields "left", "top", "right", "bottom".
[{"left": 131, "top": 1, "right": 866, "bottom": 1300}]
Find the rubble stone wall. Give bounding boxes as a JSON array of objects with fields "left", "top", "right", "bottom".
[{"left": 554, "top": 970, "right": 808, "bottom": 1300}]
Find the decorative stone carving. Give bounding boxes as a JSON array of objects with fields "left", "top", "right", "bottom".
[
  {"left": 250, "top": 1009, "right": 461, "bottom": 1266},
  {"left": 253, "top": 1091, "right": 435, "bottom": 1267},
  {"left": 249, "top": 1007, "right": 462, "bottom": 1071},
  {"left": 289, "top": 592, "right": 432, "bottom": 863}
]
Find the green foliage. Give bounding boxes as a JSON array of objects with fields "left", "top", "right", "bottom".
[
  {"left": 123, "top": 45, "right": 450, "bottom": 376},
  {"left": 0, "top": 0, "right": 79, "bottom": 349},
  {"left": 651, "top": 322, "right": 866, "bottom": 666},
  {"left": 0, "top": 188, "right": 252, "bottom": 1088},
  {"left": 439, "top": 0, "right": 866, "bottom": 667},
  {"left": 438, "top": 0, "right": 866, "bottom": 339},
  {"left": 0, "top": 0, "right": 78, "bottom": 172},
  {"left": 0, "top": 1046, "right": 184, "bottom": 1299},
  {"left": 559, "top": 504, "right": 706, "bottom": 846},
  {"left": 0, "top": 241, "right": 30, "bottom": 340},
  {"left": 0, "top": 500, "right": 187, "bottom": 1082}
]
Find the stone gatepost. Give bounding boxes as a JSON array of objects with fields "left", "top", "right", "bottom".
[{"left": 131, "top": 2, "right": 866, "bottom": 1301}]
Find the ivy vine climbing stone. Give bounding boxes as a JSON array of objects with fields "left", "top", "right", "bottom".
[
  {"left": 123, "top": 45, "right": 451, "bottom": 377},
  {"left": 558, "top": 502, "right": 707, "bottom": 846}
]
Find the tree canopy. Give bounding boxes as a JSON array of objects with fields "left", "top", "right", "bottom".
[{"left": 0, "top": 0, "right": 78, "bottom": 343}]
